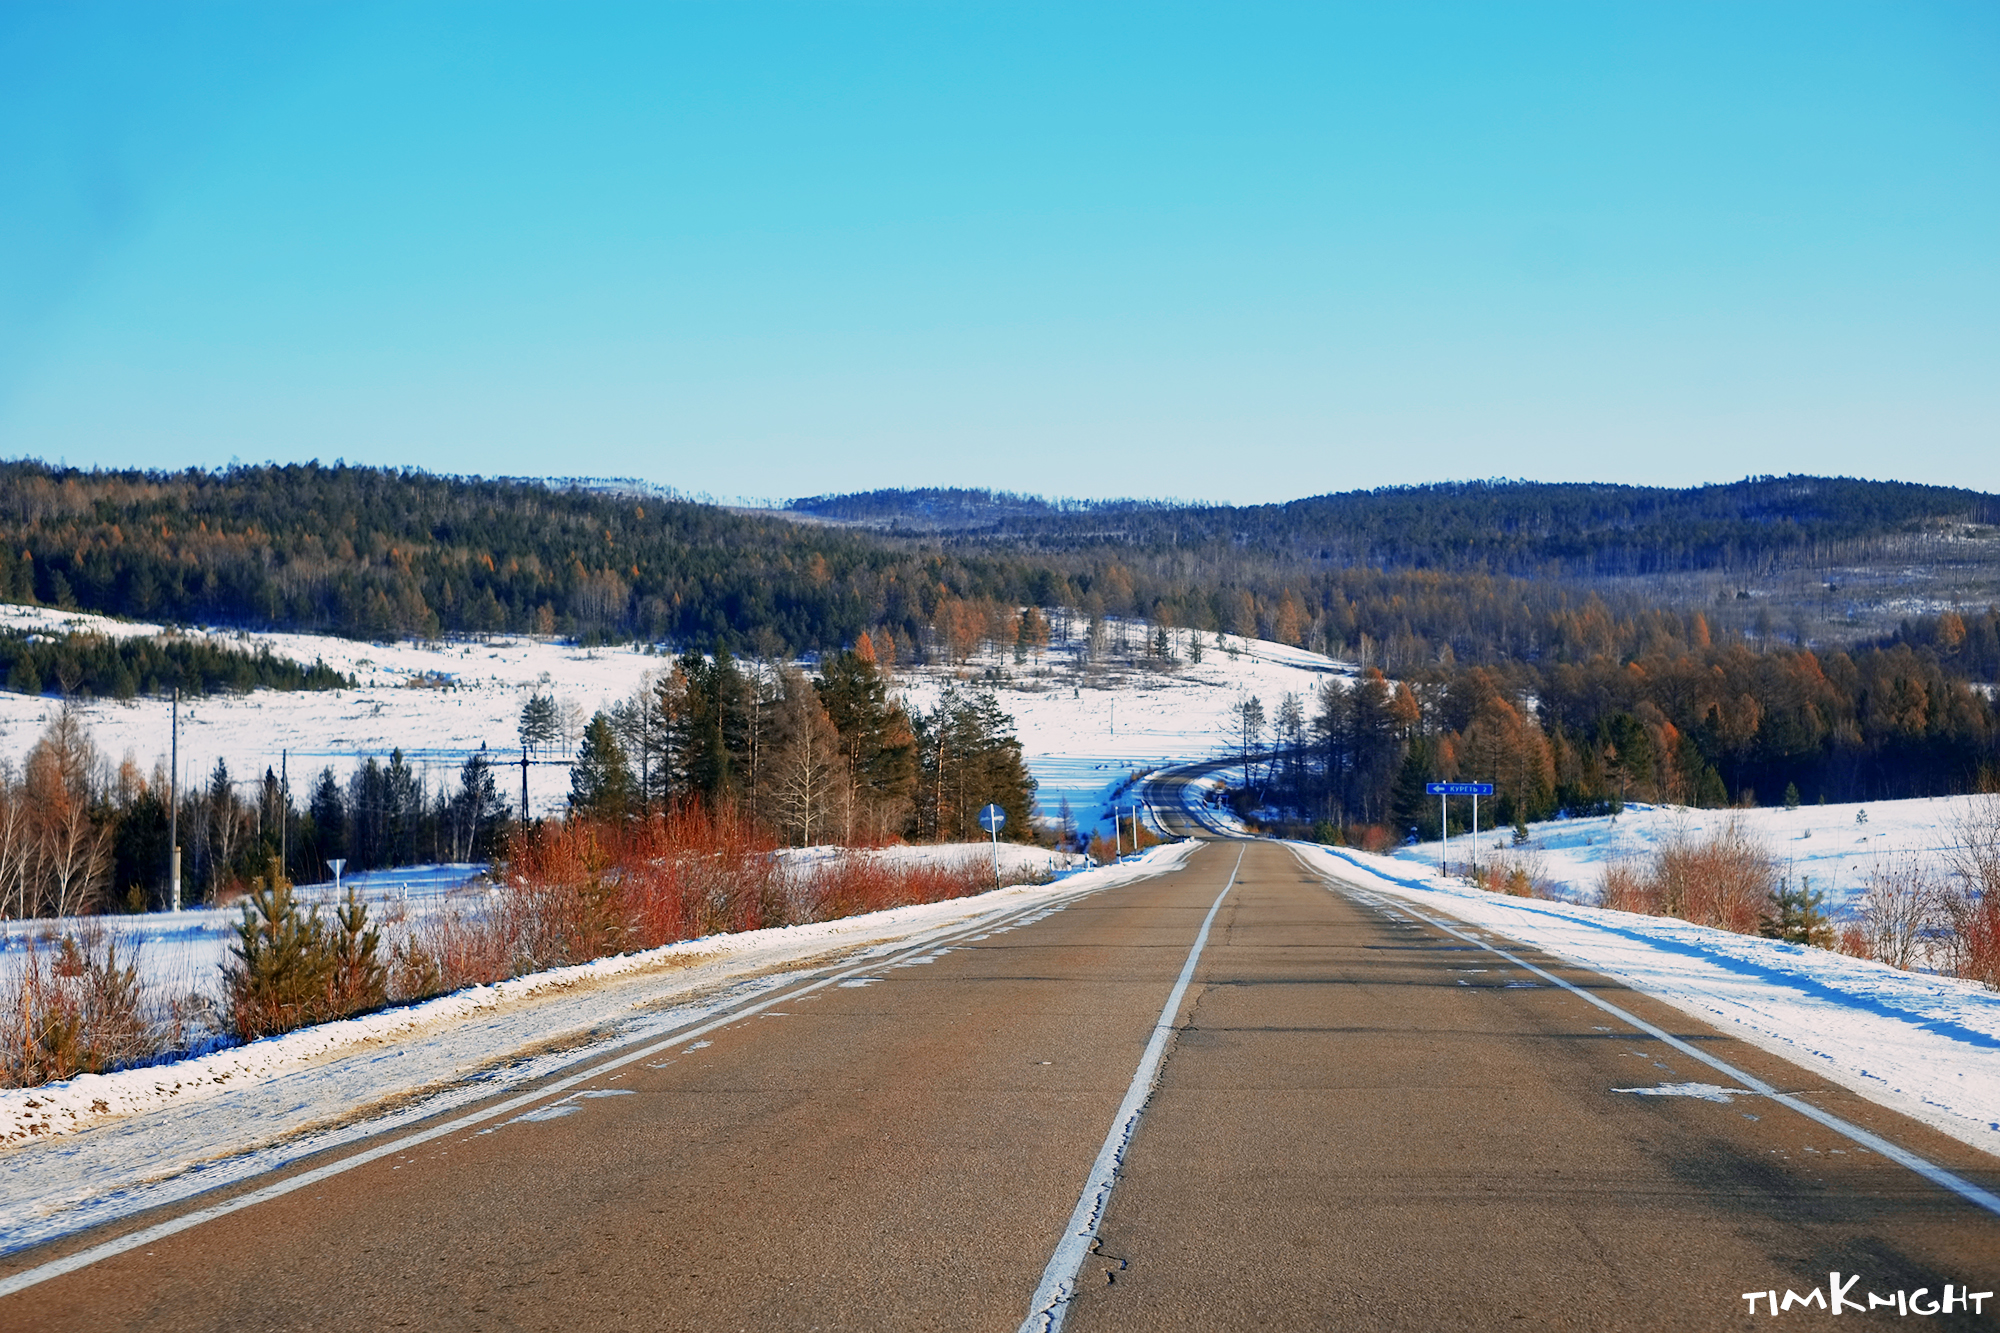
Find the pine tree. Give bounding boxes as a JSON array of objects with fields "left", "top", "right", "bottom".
[
  {"left": 226, "top": 858, "right": 333, "bottom": 1039},
  {"left": 814, "top": 649, "right": 916, "bottom": 842},
  {"left": 915, "top": 687, "right": 1035, "bottom": 842},
  {"left": 1760, "top": 874, "right": 1833, "bottom": 947},
  {"left": 518, "top": 693, "right": 560, "bottom": 757},
  {"left": 570, "top": 712, "right": 634, "bottom": 819}
]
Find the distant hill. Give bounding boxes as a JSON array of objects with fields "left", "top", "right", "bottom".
[{"left": 786, "top": 477, "right": 2000, "bottom": 578}]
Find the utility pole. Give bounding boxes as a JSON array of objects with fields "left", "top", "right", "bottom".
[
  {"left": 169, "top": 687, "right": 181, "bottom": 912},
  {"left": 280, "top": 750, "right": 288, "bottom": 881},
  {"left": 521, "top": 748, "right": 530, "bottom": 824}
]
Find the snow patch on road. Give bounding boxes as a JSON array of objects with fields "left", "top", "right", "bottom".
[{"left": 1614, "top": 1082, "right": 1755, "bottom": 1104}]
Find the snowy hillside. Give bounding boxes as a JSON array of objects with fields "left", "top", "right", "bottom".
[
  {"left": 897, "top": 621, "right": 1348, "bottom": 836},
  {"left": 0, "top": 605, "right": 1347, "bottom": 837}
]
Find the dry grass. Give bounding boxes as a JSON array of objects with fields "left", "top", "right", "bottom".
[
  {"left": 1839, "top": 796, "right": 2000, "bottom": 989},
  {"left": 1937, "top": 794, "right": 2000, "bottom": 988},
  {"left": 1, "top": 926, "right": 155, "bottom": 1087},
  {"left": 1476, "top": 846, "right": 1553, "bottom": 898},
  {"left": 1844, "top": 853, "right": 1938, "bottom": 970},
  {"left": 1595, "top": 818, "right": 1775, "bottom": 934}
]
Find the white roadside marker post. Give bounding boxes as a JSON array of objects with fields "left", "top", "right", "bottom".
[{"left": 1471, "top": 789, "right": 1479, "bottom": 883}]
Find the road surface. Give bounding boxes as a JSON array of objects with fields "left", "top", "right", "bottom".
[{"left": 4, "top": 838, "right": 1995, "bottom": 1330}]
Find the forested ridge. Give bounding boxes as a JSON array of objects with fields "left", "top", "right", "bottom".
[
  {"left": 795, "top": 476, "right": 2000, "bottom": 578},
  {"left": 6, "top": 462, "right": 1996, "bottom": 683}
]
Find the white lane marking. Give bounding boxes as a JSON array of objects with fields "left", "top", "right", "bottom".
[
  {"left": 1303, "top": 856, "right": 2000, "bottom": 1220},
  {"left": 0, "top": 889, "right": 1107, "bottom": 1300},
  {"left": 1019, "top": 845, "right": 1244, "bottom": 1333}
]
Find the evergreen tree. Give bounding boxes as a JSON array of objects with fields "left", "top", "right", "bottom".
[
  {"left": 1760, "top": 874, "right": 1833, "bottom": 947},
  {"left": 915, "top": 687, "right": 1035, "bottom": 842},
  {"left": 452, "top": 748, "right": 509, "bottom": 860},
  {"left": 1389, "top": 738, "right": 1440, "bottom": 841},
  {"left": 814, "top": 649, "right": 917, "bottom": 842},
  {"left": 570, "top": 712, "right": 634, "bottom": 819},
  {"left": 518, "top": 693, "right": 560, "bottom": 757},
  {"left": 306, "top": 767, "right": 348, "bottom": 872},
  {"left": 384, "top": 749, "right": 420, "bottom": 865},
  {"left": 674, "top": 650, "right": 754, "bottom": 807}
]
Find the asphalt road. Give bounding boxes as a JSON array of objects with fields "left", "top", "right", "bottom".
[{"left": 4, "top": 839, "right": 1995, "bottom": 1331}]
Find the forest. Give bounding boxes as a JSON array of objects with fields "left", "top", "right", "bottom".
[
  {"left": 1245, "top": 627, "right": 2000, "bottom": 847},
  {"left": 5, "top": 463, "right": 1997, "bottom": 683}
]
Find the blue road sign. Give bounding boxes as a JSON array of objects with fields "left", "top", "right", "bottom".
[
  {"left": 1426, "top": 782, "right": 1494, "bottom": 796},
  {"left": 977, "top": 803, "right": 1008, "bottom": 833}
]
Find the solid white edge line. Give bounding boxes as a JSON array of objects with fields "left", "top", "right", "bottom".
[
  {"left": 0, "top": 872, "right": 1149, "bottom": 1302},
  {"left": 1019, "top": 844, "right": 1243, "bottom": 1333},
  {"left": 1296, "top": 848, "right": 2000, "bottom": 1220}
]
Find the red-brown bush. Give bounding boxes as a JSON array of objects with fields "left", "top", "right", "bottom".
[
  {"left": 1595, "top": 819, "right": 1775, "bottom": 935},
  {"left": 384, "top": 804, "right": 1033, "bottom": 1002}
]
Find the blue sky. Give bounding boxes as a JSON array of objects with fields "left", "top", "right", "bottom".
[{"left": 2, "top": 2, "right": 1995, "bottom": 503}]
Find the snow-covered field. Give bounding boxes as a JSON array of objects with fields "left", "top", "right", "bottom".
[
  {"left": 898, "top": 624, "right": 1346, "bottom": 835},
  {"left": 0, "top": 605, "right": 1343, "bottom": 832},
  {"left": 1400, "top": 795, "right": 1987, "bottom": 913},
  {"left": 0, "top": 604, "right": 670, "bottom": 817}
]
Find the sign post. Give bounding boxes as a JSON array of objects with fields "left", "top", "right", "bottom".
[
  {"left": 327, "top": 858, "right": 346, "bottom": 900},
  {"left": 977, "top": 804, "right": 1007, "bottom": 886},
  {"left": 1424, "top": 783, "right": 1494, "bottom": 879}
]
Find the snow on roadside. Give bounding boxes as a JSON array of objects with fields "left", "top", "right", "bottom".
[
  {"left": 0, "top": 844, "right": 1120, "bottom": 1146},
  {"left": 1294, "top": 841, "right": 2000, "bottom": 1159},
  {"left": 0, "top": 843, "right": 1195, "bottom": 1253},
  {"left": 1398, "top": 795, "right": 1990, "bottom": 913}
]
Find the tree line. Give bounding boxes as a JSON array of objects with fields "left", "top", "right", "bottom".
[
  {"left": 0, "top": 704, "right": 515, "bottom": 918},
  {"left": 0, "top": 629, "right": 350, "bottom": 700},
  {"left": 563, "top": 636, "right": 1036, "bottom": 849},
  {"left": 0, "top": 637, "right": 1036, "bottom": 919},
  {"left": 798, "top": 476, "right": 2000, "bottom": 580},
  {"left": 1244, "top": 631, "right": 2000, "bottom": 843}
]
